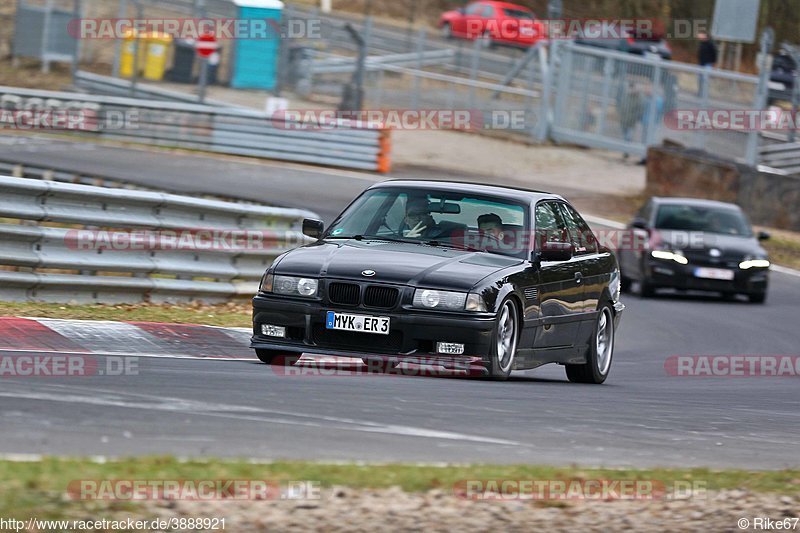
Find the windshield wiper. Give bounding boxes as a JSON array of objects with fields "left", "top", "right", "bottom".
[
  {"left": 325, "top": 235, "right": 419, "bottom": 245},
  {"left": 423, "top": 240, "right": 482, "bottom": 252}
]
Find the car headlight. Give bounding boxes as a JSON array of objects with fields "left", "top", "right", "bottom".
[
  {"left": 651, "top": 249, "right": 688, "bottom": 265},
  {"left": 739, "top": 255, "right": 770, "bottom": 270},
  {"left": 269, "top": 275, "right": 318, "bottom": 297},
  {"left": 609, "top": 268, "right": 621, "bottom": 302},
  {"left": 412, "top": 289, "right": 467, "bottom": 311}
]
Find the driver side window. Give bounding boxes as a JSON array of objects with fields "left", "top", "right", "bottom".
[{"left": 534, "top": 202, "right": 569, "bottom": 248}]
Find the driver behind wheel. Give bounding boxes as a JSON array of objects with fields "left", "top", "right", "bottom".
[{"left": 402, "top": 198, "right": 441, "bottom": 239}]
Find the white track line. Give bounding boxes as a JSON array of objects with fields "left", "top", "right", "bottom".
[{"left": 0, "top": 348, "right": 254, "bottom": 361}]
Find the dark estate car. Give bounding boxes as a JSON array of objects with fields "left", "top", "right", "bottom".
[
  {"left": 618, "top": 198, "right": 770, "bottom": 303},
  {"left": 251, "top": 181, "right": 624, "bottom": 383}
]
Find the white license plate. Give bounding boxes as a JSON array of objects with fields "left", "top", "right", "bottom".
[
  {"left": 325, "top": 311, "right": 390, "bottom": 335},
  {"left": 694, "top": 267, "right": 735, "bottom": 281}
]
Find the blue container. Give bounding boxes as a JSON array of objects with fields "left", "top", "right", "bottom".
[{"left": 230, "top": 0, "right": 284, "bottom": 90}]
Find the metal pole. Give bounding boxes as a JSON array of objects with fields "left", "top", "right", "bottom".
[
  {"left": 112, "top": 0, "right": 128, "bottom": 78},
  {"left": 410, "top": 28, "right": 426, "bottom": 109},
  {"left": 468, "top": 36, "right": 482, "bottom": 109},
  {"left": 198, "top": 56, "right": 209, "bottom": 103},
  {"left": 745, "top": 28, "right": 774, "bottom": 166},
  {"left": 130, "top": 1, "right": 142, "bottom": 97},
  {"left": 70, "top": 0, "right": 82, "bottom": 82},
  {"left": 40, "top": 0, "right": 54, "bottom": 73}
]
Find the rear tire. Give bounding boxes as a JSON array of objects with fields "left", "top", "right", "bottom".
[
  {"left": 566, "top": 303, "right": 615, "bottom": 384},
  {"left": 256, "top": 349, "right": 299, "bottom": 366},
  {"left": 487, "top": 298, "right": 519, "bottom": 381}
]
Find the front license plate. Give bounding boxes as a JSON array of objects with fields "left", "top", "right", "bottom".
[
  {"left": 694, "top": 267, "right": 735, "bottom": 281},
  {"left": 326, "top": 311, "right": 390, "bottom": 335}
]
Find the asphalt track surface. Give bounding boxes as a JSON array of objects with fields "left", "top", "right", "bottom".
[{"left": 0, "top": 136, "right": 799, "bottom": 469}]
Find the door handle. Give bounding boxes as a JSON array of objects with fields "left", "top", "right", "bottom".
[{"left": 575, "top": 272, "right": 583, "bottom": 284}]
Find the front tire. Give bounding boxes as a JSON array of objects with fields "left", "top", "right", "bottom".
[
  {"left": 566, "top": 303, "right": 615, "bottom": 384},
  {"left": 441, "top": 22, "right": 453, "bottom": 40},
  {"left": 748, "top": 291, "right": 767, "bottom": 304},
  {"left": 487, "top": 298, "right": 519, "bottom": 380},
  {"left": 256, "top": 349, "right": 299, "bottom": 366}
]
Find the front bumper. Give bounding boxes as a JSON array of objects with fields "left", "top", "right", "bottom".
[
  {"left": 250, "top": 294, "right": 497, "bottom": 370},
  {"left": 646, "top": 259, "right": 769, "bottom": 294}
]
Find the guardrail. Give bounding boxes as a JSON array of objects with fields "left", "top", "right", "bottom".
[
  {"left": 73, "top": 71, "right": 235, "bottom": 107},
  {"left": 0, "top": 85, "right": 392, "bottom": 173},
  {"left": 0, "top": 175, "right": 317, "bottom": 304},
  {"left": 759, "top": 132, "right": 800, "bottom": 176}
]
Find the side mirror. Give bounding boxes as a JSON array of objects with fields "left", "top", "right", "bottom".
[
  {"left": 631, "top": 217, "right": 648, "bottom": 230},
  {"left": 757, "top": 230, "right": 770, "bottom": 241},
  {"left": 538, "top": 242, "right": 574, "bottom": 262},
  {"left": 302, "top": 218, "right": 324, "bottom": 240}
]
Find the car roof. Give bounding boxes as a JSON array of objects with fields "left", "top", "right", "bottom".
[
  {"left": 651, "top": 197, "right": 744, "bottom": 211},
  {"left": 370, "top": 179, "right": 562, "bottom": 204}
]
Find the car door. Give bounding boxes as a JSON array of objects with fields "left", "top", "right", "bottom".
[
  {"left": 532, "top": 201, "right": 584, "bottom": 351},
  {"left": 558, "top": 201, "right": 602, "bottom": 315}
]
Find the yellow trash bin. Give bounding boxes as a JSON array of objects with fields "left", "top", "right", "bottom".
[
  {"left": 141, "top": 32, "right": 173, "bottom": 81},
  {"left": 119, "top": 29, "right": 139, "bottom": 78}
]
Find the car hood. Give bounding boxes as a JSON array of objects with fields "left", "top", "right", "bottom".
[
  {"left": 274, "top": 239, "right": 523, "bottom": 291},
  {"left": 658, "top": 231, "right": 766, "bottom": 261}
]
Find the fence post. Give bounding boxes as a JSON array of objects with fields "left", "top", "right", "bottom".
[
  {"left": 468, "top": 37, "right": 482, "bottom": 109},
  {"left": 535, "top": 41, "right": 555, "bottom": 141},
  {"left": 410, "top": 28, "right": 427, "bottom": 110},
  {"left": 596, "top": 56, "right": 614, "bottom": 136},
  {"left": 746, "top": 28, "right": 774, "bottom": 166},
  {"left": 644, "top": 62, "right": 663, "bottom": 148}
]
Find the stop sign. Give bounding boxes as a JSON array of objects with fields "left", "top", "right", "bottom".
[{"left": 195, "top": 33, "right": 219, "bottom": 58}]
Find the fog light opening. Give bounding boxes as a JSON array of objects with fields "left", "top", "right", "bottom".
[
  {"left": 261, "top": 324, "right": 287, "bottom": 338},
  {"left": 437, "top": 342, "right": 465, "bottom": 355}
]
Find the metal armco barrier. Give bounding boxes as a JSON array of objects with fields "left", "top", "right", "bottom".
[
  {"left": 0, "top": 175, "right": 317, "bottom": 304},
  {"left": 0, "top": 85, "right": 392, "bottom": 173}
]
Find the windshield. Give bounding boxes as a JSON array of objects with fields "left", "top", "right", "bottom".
[
  {"left": 655, "top": 204, "right": 753, "bottom": 237},
  {"left": 325, "top": 187, "right": 529, "bottom": 258}
]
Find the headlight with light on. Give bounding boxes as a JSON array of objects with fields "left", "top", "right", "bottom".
[
  {"left": 739, "top": 255, "right": 770, "bottom": 270},
  {"left": 265, "top": 275, "right": 319, "bottom": 297},
  {"left": 412, "top": 289, "right": 467, "bottom": 311},
  {"left": 651, "top": 249, "right": 688, "bottom": 265}
]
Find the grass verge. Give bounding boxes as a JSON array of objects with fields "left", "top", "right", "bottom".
[
  {"left": 0, "top": 301, "right": 252, "bottom": 328},
  {"left": 1, "top": 457, "right": 799, "bottom": 519}
]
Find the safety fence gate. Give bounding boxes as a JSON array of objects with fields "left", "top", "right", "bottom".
[{"left": 546, "top": 42, "right": 768, "bottom": 165}]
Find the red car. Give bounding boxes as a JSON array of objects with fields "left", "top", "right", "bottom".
[{"left": 438, "top": 1, "right": 546, "bottom": 48}]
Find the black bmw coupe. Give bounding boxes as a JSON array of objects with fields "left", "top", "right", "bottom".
[{"left": 251, "top": 180, "right": 624, "bottom": 383}]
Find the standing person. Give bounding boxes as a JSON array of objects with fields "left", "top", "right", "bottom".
[
  {"left": 697, "top": 32, "right": 718, "bottom": 68},
  {"left": 697, "top": 32, "right": 718, "bottom": 96},
  {"left": 619, "top": 82, "right": 645, "bottom": 160}
]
